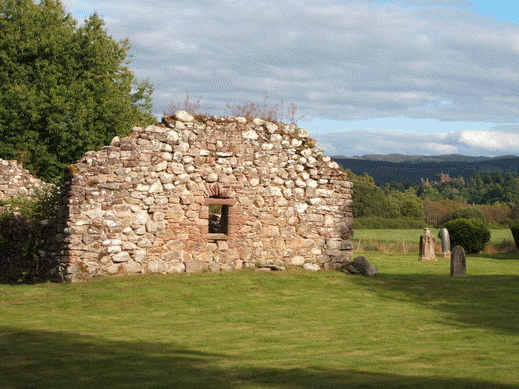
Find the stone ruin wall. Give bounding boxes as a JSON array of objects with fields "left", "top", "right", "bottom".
[
  {"left": 0, "top": 159, "right": 46, "bottom": 203},
  {"left": 0, "top": 159, "right": 63, "bottom": 283},
  {"left": 57, "top": 112, "right": 354, "bottom": 281}
]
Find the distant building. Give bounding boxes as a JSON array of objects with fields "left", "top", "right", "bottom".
[{"left": 421, "top": 173, "right": 463, "bottom": 186}]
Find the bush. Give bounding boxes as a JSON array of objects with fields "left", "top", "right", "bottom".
[
  {"left": 441, "top": 218, "right": 491, "bottom": 254},
  {"left": 510, "top": 222, "right": 519, "bottom": 251}
]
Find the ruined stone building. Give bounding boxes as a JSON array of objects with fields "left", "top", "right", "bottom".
[
  {"left": 0, "top": 159, "right": 55, "bottom": 283},
  {"left": 3, "top": 112, "right": 354, "bottom": 281},
  {"left": 0, "top": 159, "right": 46, "bottom": 203}
]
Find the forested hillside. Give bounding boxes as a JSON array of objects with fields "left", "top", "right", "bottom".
[
  {"left": 346, "top": 168, "right": 519, "bottom": 229},
  {"left": 334, "top": 155, "right": 519, "bottom": 186}
]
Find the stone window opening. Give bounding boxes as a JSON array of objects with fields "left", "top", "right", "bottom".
[
  {"left": 203, "top": 197, "right": 238, "bottom": 240},
  {"left": 209, "top": 202, "right": 228, "bottom": 234}
]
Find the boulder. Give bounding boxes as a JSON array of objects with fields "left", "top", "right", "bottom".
[{"left": 344, "top": 255, "right": 378, "bottom": 276}]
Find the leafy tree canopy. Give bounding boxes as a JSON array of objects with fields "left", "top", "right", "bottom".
[
  {"left": 345, "top": 169, "right": 425, "bottom": 220},
  {"left": 0, "top": 0, "right": 154, "bottom": 182},
  {"left": 451, "top": 206, "right": 487, "bottom": 224},
  {"left": 345, "top": 170, "right": 393, "bottom": 218},
  {"left": 387, "top": 190, "right": 425, "bottom": 220}
]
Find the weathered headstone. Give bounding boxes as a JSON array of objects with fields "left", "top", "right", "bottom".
[
  {"left": 419, "top": 228, "right": 436, "bottom": 261},
  {"left": 439, "top": 227, "right": 451, "bottom": 259},
  {"left": 450, "top": 245, "right": 466, "bottom": 276}
]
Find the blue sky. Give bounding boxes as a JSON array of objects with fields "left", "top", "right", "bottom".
[
  {"left": 62, "top": 0, "right": 519, "bottom": 157},
  {"left": 300, "top": 1, "right": 519, "bottom": 136},
  {"left": 472, "top": 1, "right": 519, "bottom": 23}
]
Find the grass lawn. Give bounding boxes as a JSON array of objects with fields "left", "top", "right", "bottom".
[
  {"left": 1, "top": 254, "right": 519, "bottom": 388},
  {"left": 353, "top": 229, "right": 517, "bottom": 254},
  {"left": 353, "top": 229, "right": 514, "bottom": 243}
]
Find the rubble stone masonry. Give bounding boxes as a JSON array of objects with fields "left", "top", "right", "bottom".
[
  {"left": 60, "top": 112, "right": 354, "bottom": 281},
  {"left": 0, "top": 159, "right": 46, "bottom": 202}
]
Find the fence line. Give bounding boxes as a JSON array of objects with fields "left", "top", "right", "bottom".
[{"left": 351, "top": 239, "right": 516, "bottom": 254}]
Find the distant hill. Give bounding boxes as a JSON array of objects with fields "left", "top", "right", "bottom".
[{"left": 332, "top": 154, "right": 519, "bottom": 186}]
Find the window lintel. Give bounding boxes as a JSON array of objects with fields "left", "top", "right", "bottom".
[{"left": 205, "top": 198, "right": 237, "bottom": 206}]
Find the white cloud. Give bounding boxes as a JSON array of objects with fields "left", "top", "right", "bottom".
[
  {"left": 63, "top": 0, "right": 519, "bottom": 124},
  {"left": 423, "top": 142, "right": 459, "bottom": 154},
  {"left": 457, "top": 129, "right": 519, "bottom": 151},
  {"left": 312, "top": 127, "right": 519, "bottom": 157},
  {"left": 62, "top": 0, "right": 519, "bottom": 157}
]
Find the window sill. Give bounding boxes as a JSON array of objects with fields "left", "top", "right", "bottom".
[{"left": 205, "top": 233, "right": 229, "bottom": 240}]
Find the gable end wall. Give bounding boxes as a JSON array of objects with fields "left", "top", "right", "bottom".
[{"left": 61, "top": 113, "right": 353, "bottom": 281}]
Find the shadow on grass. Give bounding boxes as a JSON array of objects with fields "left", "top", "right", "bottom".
[
  {"left": 1, "top": 328, "right": 518, "bottom": 389},
  {"left": 347, "top": 273, "right": 519, "bottom": 334}
]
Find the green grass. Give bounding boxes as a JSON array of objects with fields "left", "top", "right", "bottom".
[
  {"left": 353, "top": 229, "right": 517, "bottom": 254},
  {"left": 353, "top": 229, "right": 514, "bottom": 243},
  {"left": 1, "top": 256, "right": 519, "bottom": 388}
]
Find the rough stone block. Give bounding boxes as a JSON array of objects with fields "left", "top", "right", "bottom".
[
  {"left": 303, "top": 263, "right": 321, "bottom": 271},
  {"left": 125, "top": 261, "right": 142, "bottom": 273},
  {"left": 112, "top": 252, "right": 130, "bottom": 263},
  {"left": 166, "top": 262, "right": 186, "bottom": 273},
  {"left": 147, "top": 261, "right": 165, "bottom": 274},
  {"left": 286, "top": 256, "right": 305, "bottom": 266},
  {"left": 185, "top": 261, "right": 209, "bottom": 273},
  {"left": 106, "top": 264, "right": 120, "bottom": 275}
]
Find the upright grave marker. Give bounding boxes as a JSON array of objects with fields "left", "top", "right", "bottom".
[
  {"left": 440, "top": 227, "right": 451, "bottom": 259},
  {"left": 450, "top": 245, "right": 466, "bottom": 276},
  {"left": 419, "top": 228, "right": 436, "bottom": 261}
]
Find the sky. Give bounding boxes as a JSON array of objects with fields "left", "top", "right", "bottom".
[{"left": 60, "top": 0, "right": 519, "bottom": 157}]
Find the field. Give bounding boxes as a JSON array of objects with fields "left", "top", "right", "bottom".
[
  {"left": 353, "top": 229, "right": 517, "bottom": 254},
  {"left": 1, "top": 252, "right": 519, "bottom": 389}
]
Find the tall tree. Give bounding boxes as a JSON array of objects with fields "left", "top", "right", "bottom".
[
  {"left": 0, "top": 0, "right": 154, "bottom": 182},
  {"left": 345, "top": 170, "right": 395, "bottom": 218},
  {"left": 387, "top": 190, "right": 425, "bottom": 219}
]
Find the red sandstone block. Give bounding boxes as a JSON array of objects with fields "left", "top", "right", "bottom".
[{"left": 227, "top": 225, "right": 240, "bottom": 235}]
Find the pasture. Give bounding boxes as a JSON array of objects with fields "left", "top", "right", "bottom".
[
  {"left": 353, "top": 228, "right": 517, "bottom": 254},
  {"left": 1, "top": 252, "right": 519, "bottom": 389}
]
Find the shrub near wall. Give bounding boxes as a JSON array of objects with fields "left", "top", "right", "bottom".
[{"left": 442, "top": 218, "right": 491, "bottom": 254}]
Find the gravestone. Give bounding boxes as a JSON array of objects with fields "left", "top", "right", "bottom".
[
  {"left": 439, "top": 228, "right": 451, "bottom": 259},
  {"left": 450, "top": 245, "right": 466, "bottom": 276},
  {"left": 419, "top": 228, "right": 436, "bottom": 261}
]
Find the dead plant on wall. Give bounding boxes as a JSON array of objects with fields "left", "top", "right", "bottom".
[
  {"left": 226, "top": 91, "right": 303, "bottom": 124},
  {"left": 167, "top": 92, "right": 203, "bottom": 115}
]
